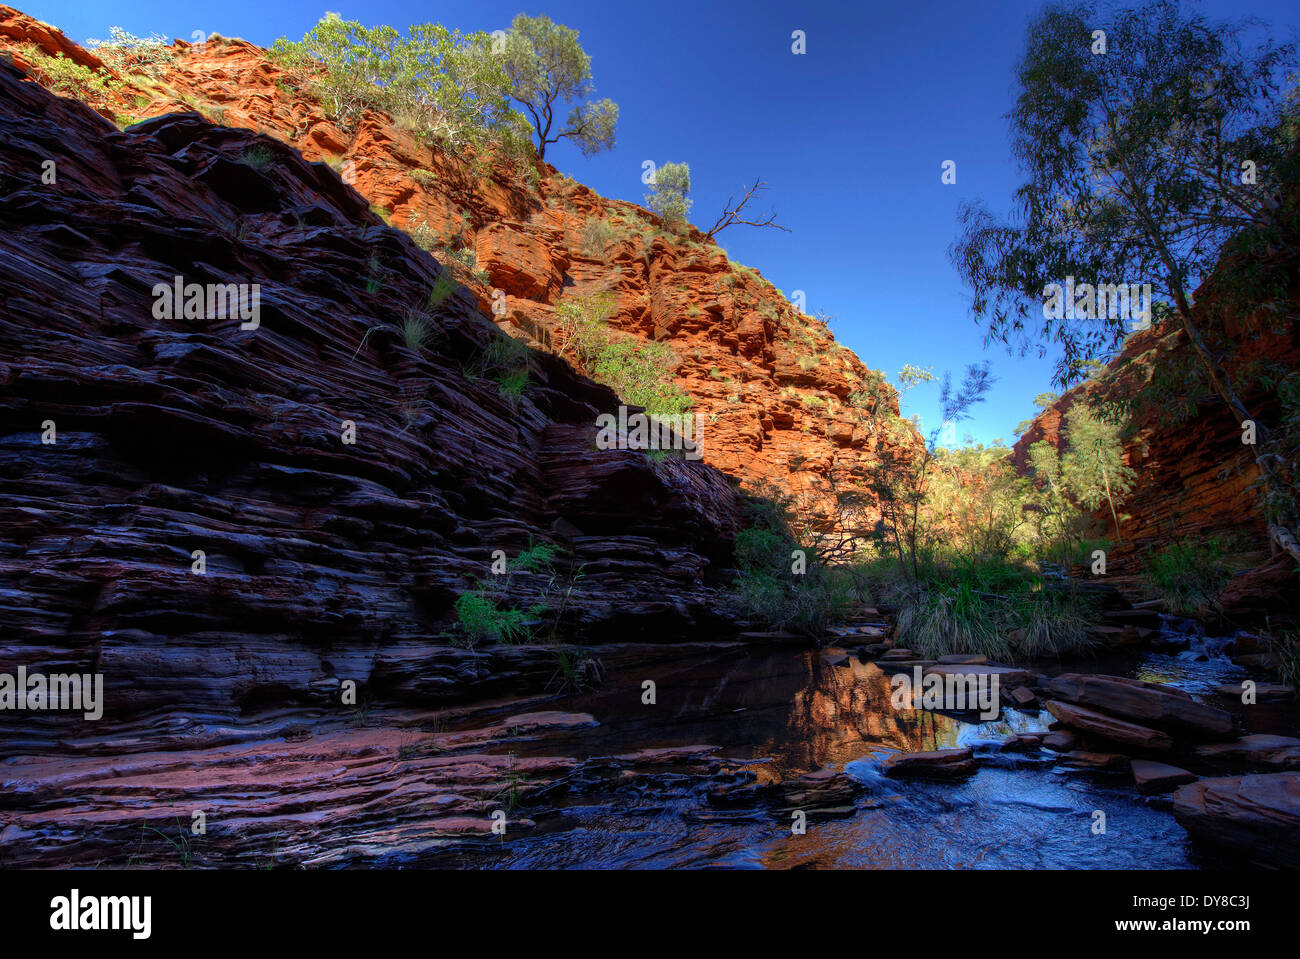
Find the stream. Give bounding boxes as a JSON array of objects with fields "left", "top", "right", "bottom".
[{"left": 419, "top": 618, "right": 1286, "bottom": 869}]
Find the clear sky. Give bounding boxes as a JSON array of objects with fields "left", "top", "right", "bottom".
[{"left": 21, "top": 0, "right": 1300, "bottom": 444}]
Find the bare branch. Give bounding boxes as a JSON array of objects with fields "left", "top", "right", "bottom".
[{"left": 704, "top": 177, "right": 791, "bottom": 240}]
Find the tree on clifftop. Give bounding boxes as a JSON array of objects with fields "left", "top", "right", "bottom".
[
  {"left": 501, "top": 14, "right": 618, "bottom": 161},
  {"left": 949, "top": 0, "right": 1300, "bottom": 561}
]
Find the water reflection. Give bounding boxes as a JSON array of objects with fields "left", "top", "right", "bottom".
[{"left": 436, "top": 644, "right": 1222, "bottom": 869}]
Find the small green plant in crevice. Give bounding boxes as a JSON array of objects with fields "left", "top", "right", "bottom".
[
  {"left": 492, "top": 755, "right": 528, "bottom": 816},
  {"left": 1269, "top": 630, "right": 1300, "bottom": 698},
  {"left": 239, "top": 144, "right": 275, "bottom": 171},
  {"left": 136, "top": 816, "right": 198, "bottom": 868},
  {"left": 466, "top": 333, "right": 535, "bottom": 403},
  {"left": 547, "top": 646, "right": 604, "bottom": 696},
  {"left": 453, "top": 592, "right": 530, "bottom": 646}
]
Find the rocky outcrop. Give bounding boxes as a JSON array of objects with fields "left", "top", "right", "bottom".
[
  {"left": 0, "top": 48, "right": 748, "bottom": 734},
  {"left": 0, "top": 6, "right": 926, "bottom": 540},
  {"left": 1044, "top": 700, "right": 1174, "bottom": 752},
  {"left": 1046, "top": 674, "right": 1235, "bottom": 739},
  {"left": 882, "top": 747, "right": 976, "bottom": 779},
  {"left": 1172, "top": 773, "right": 1300, "bottom": 870}
]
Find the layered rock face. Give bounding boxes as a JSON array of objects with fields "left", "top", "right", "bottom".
[
  {"left": 0, "top": 48, "right": 751, "bottom": 729},
  {"left": 0, "top": 7, "right": 925, "bottom": 539}
]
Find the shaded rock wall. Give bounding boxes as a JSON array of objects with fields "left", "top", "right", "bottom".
[{"left": 0, "top": 56, "right": 746, "bottom": 728}]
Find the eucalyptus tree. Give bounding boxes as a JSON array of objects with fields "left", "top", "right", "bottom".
[
  {"left": 500, "top": 14, "right": 618, "bottom": 160},
  {"left": 949, "top": 0, "right": 1300, "bottom": 559}
]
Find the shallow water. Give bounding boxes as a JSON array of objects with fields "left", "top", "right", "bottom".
[{"left": 425, "top": 624, "right": 1271, "bottom": 869}]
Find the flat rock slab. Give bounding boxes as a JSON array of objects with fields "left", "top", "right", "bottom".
[
  {"left": 883, "top": 747, "right": 976, "bottom": 780},
  {"left": 924, "top": 663, "right": 1035, "bottom": 687},
  {"left": 1214, "top": 682, "right": 1296, "bottom": 703},
  {"left": 1131, "top": 759, "right": 1197, "bottom": 794},
  {"left": 1173, "top": 773, "right": 1300, "bottom": 869},
  {"left": 1043, "top": 731, "right": 1078, "bottom": 752},
  {"left": 1045, "top": 700, "right": 1173, "bottom": 752},
  {"left": 1047, "top": 673, "right": 1234, "bottom": 738},
  {"left": 1194, "top": 734, "right": 1300, "bottom": 770},
  {"left": 937, "top": 654, "right": 988, "bottom": 665},
  {"left": 1060, "top": 750, "right": 1129, "bottom": 771}
]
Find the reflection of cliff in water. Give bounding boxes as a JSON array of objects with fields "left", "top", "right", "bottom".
[{"left": 483, "top": 648, "right": 978, "bottom": 780}]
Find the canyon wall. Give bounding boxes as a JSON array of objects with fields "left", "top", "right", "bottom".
[{"left": 0, "top": 8, "right": 925, "bottom": 540}]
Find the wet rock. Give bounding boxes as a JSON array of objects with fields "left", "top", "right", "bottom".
[
  {"left": 1046, "top": 674, "right": 1234, "bottom": 738},
  {"left": 777, "top": 767, "right": 858, "bottom": 809},
  {"left": 1173, "top": 773, "right": 1300, "bottom": 869},
  {"left": 1131, "top": 759, "right": 1197, "bottom": 795},
  {"left": 1213, "top": 681, "right": 1295, "bottom": 703},
  {"left": 1060, "top": 750, "right": 1129, "bottom": 771},
  {"left": 937, "top": 654, "right": 988, "bottom": 665},
  {"left": 1194, "top": 735, "right": 1300, "bottom": 770},
  {"left": 882, "top": 747, "right": 976, "bottom": 780},
  {"left": 1001, "top": 733, "right": 1045, "bottom": 753},
  {"left": 1044, "top": 700, "right": 1174, "bottom": 752},
  {"left": 924, "top": 663, "right": 1035, "bottom": 687},
  {"left": 1009, "top": 686, "right": 1038, "bottom": 708},
  {"left": 1043, "top": 730, "right": 1078, "bottom": 752}
]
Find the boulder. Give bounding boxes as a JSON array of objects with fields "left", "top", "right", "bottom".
[
  {"left": 1173, "top": 773, "right": 1300, "bottom": 869},
  {"left": 1045, "top": 700, "right": 1174, "bottom": 752},
  {"left": 1194, "top": 735, "right": 1300, "bottom": 770},
  {"left": 1047, "top": 674, "right": 1234, "bottom": 738},
  {"left": 1043, "top": 730, "right": 1078, "bottom": 752},
  {"left": 923, "top": 663, "right": 1035, "bottom": 688},
  {"left": 1131, "top": 759, "right": 1197, "bottom": 795},
  {"left": 882, "top": 747, "right": 976, "bottom": 780}
]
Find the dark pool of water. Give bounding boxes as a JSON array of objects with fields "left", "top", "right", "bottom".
[{"left": 426, "top": 621, "right": 1284, "bottom": 869}]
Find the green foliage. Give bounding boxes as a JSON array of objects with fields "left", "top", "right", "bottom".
[
  {"left": 579, "top": 217, "right": 617, "bottom": 257},
  {"left": 857, "top": 553, "right": 1096, "bottom": 661},
  {"left": 454, "top": 592, "right": 529, "bottom": 646},
  {"left": 239, "top": 145, "right": 274, "bottom": 170},
  {"left": 501, "top": 14, "right": 618, "bottom": 160},
  {"left": 269, "top": 14, "right": 528, "bottom": 162},
  {"left": 646, "top": 162, "right": 692, "bottom": 228},
  {"left": 950, "top": 0, "right": 1298, "bottom": 387},
  {"left": 1141, "top": 536, "right": 1237, "bottom": 616},
  {"left": 1058, "top": 404, "right": 1136, "bottom": 538},
  {"left": 554, "top": 294, "right": 694, "bottom": 416},
  {"left": 21, "top": 48, "right": 119, "bottom": 103},
  {"left": 730, "top": 520, "right": 852, "bottom": 637},
  {"left": 86, "top": 26, "right": 176, "bottom": 77}
]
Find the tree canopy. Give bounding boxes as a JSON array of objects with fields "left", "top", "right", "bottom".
[{"left": 502, "top": 14, "right": 618, "bottom": 160}]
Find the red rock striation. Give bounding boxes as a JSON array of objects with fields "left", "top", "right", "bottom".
[{"left": 0, "top": 7, "right": 925, "bottom": 538}]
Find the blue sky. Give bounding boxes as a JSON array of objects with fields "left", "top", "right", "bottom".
[{"left": 23, "top": 0, "right": 1299, "bottom": 444}]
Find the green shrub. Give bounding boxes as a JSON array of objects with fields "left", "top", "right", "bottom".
[
  {"left": 269, "top": 13, "right": 529, "bottom": 163},
  {"left": 580, "top": 217, "right": 616, "bottom": 257},
  {"left": 1141, "top": 536, "right": 1236, "bottom": 616},
  {"left": 454, "top": 592, "right": 528, "bottom": 646},
  {"left": 21, "top": 49, "right": 119, "bottom": 103},
  {"left": 554, "top": 294, "right": 694, "bottom": 416},
  {"left": 86, "top": 26, "right": 176, "bottom": 77}
]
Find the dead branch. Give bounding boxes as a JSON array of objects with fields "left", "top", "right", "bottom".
[{"left": 704, "top": 177, "right": 791, "bottom": 240}]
